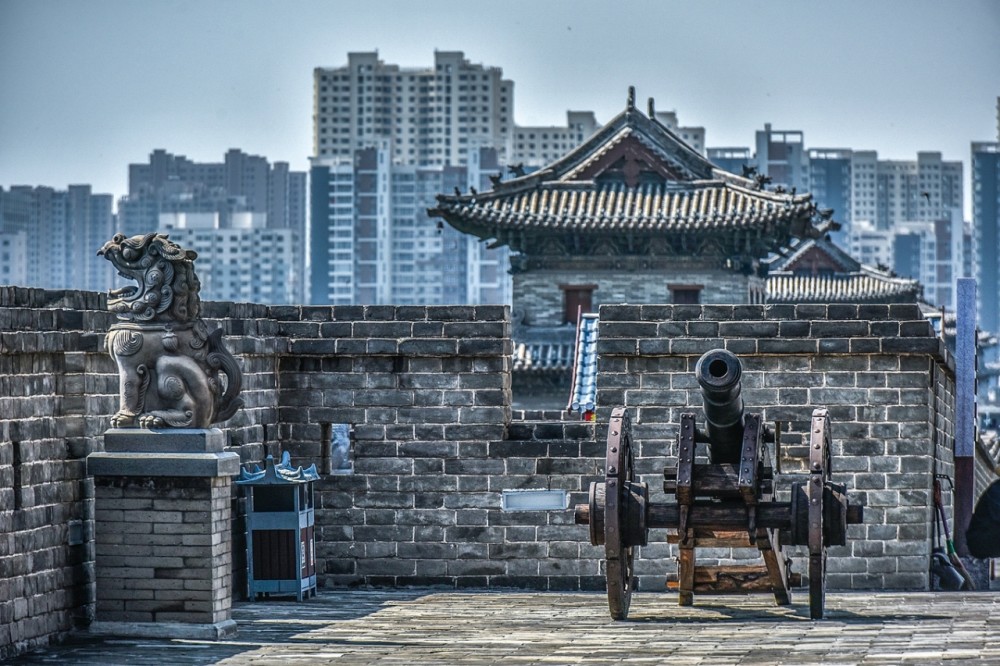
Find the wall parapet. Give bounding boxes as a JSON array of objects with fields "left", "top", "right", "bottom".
[
  {"left": 1, "top": 288, "right": 988, "bottom": 659},
  {"left": 594, "top": 302, "right": 958, "bottom": 591}
]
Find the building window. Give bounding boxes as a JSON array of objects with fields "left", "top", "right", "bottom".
[
  {"left": 669, "top": 284, "right": 702, "bottom": 304},
  {"left": 560, "top": 284, "right": 597, "bottom": 324}
]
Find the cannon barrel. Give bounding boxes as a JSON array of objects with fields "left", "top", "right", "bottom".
[{"left": 695, "top": 349, "right": 745, "bottom": 464}]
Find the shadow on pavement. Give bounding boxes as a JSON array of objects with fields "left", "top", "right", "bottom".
[{"left": 8, "top": 590, "right": 431, "bottom": 666}]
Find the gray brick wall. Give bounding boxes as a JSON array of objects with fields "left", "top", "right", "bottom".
[
  {"left": 92, "top": 475, "right": 232, "bottom": 624},
  {"left": 515, "top": 263, "right": 753, "bottom": 326},
  {"left": 3, "top": 289, "right": 992, "bottom": 659},
  {"left": 0, "top": 288, "right": 269, "bottom": 660},
  {"left": 594, "top": 303, "right": 957, "bottom": 591},
  {"left": 0, "top": 288, "right": 108, "bottom": 659}
]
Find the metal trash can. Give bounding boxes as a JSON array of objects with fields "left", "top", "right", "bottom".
[{"left": 237, "top": 451, "right": 319, "bottom": 600}]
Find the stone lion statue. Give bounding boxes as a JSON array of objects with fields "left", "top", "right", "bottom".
[{"left": 98, "top": 233, "right": 243, "bottom": 428}]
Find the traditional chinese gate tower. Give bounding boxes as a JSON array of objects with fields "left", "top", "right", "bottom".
[{"left": 431, "top": 88, "right": 837, "bottom": 329}]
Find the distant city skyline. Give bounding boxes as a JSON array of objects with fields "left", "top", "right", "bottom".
[{"left": 1, "top": 0, "right": 998, "bottom": 219}]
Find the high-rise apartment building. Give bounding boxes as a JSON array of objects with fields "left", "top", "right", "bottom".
[
  {"left": 850, "top": 151, "right": 879, "bottom": 227},
  {"left": 512, "top": 111, "right": 600, "bottom": 167},
  {"left": 314, "top": 51, "right": 514, "bottom": 167},
  {"left": 0, "top": 185, "right": 114, "bottom": 291},
  {"left": 309, "top": 145, "right": 510, "bottom": 305},
  {"left": 0, "top": 231, "right": 27, "bottom": 286},
  {"left": 120, "top": 149, "right": 306, "bottom": 235},
  {"left": 973, "top": 138, "right": 1000, "bottom": 339},
  {"left": 755, "top": 124, "right": 808, "bottom": 192},
  {"left": 845, "top": 210, "right": 971, "bottom": 311},
  {"left": 731, "top": 126, "right": 962, "bottom": 236},
  {"left": 708, "top": 147, "right": 753, "bottom": 175},
  {"left": 117, "top": 148, "right": 307, "bottom": 303},
  {"left": 892, "top": 215, "right": 968, "bottom": 309},
  {"left": 847, "top": 220, "right": 894, "bottom": 272},
  {"left": 873, "top": 152, "right": 962, "bottom": 231},
  {"left": 510, "top": 108, "right": 700, "bottom": 169},
  {"left": 806, "top": 148, "right": 852, "bottom": 245},
  {"left": 158, "top": 212, "right": 300, "bottom": 304},
  {"left": 652, "top": 110, "right": 706, "bottom": 156},
  {"left": 972, "top": 98, "right": 1000, "bottom": 404}
]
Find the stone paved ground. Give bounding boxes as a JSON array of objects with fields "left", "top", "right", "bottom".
[{"left": 9, "top": 590, "right": 1000, "bottom": 665}]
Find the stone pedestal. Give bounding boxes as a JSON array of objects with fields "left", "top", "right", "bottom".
[{"left": 86, "top": 429, "right": 240, "bottom": 639}]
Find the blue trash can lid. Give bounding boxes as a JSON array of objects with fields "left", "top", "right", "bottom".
[{"left": 236, "top": 451, "right": 319, "bottom": 485}]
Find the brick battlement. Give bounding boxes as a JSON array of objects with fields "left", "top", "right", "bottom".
[
  {"left": 595, "top": 302, "right": 958, "bottom": 592},
  {"left": 0, "top": 288, "right": 991, "bottom": 660}
]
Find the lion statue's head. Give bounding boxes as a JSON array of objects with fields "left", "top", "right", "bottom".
[{"left": 98, "top": 233, "right": 201, "bottom": 323}]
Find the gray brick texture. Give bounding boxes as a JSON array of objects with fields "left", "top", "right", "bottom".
[
  {"left": 0, "top": 287, "right": 989, "bottom": 659},
  {"left": 594, "top": 303, "right": 957, "bottom": 592},
  {"left": 92, "top": 475, "right": 232, "bottom": 625}
]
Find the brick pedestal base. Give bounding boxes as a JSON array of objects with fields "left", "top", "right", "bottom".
[{"left": 86, "top": 429, "right": 240, "bottom": 639}]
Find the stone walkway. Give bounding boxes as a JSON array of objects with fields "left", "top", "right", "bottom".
[{"left": 10, "top": 590, "right": 1000, "bottom": 665}]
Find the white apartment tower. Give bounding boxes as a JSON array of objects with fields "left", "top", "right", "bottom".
[
  {"left": 651, "top": 110, "right": 706, "bottom": 155},
  {"left": 0, "top": 231, "right": 27, "bottom": 286},
  {"left": 847, "top": 220, "right": 894, "bottom": 272},
  {"left": 159, "top": 212, "right": 301, "bottom": 304},
  {"left": 507, "top": 108, "right": 700, "bottom": 168},
  {"left": 309, "top": 146, "right": 511, "bottom": 306},
  {"left": 850, "top": 151, "right": 879, "bottom": 227},
  {"left": 866, "top": 152, "right": 962, "bottom": 231},
  {"left": 0, "top": 185, "right": 114, "bottom": 292},
  {"left": 512, "top": 111, "right": 601, "bottom": 167},
  {"left": 314, "top": 51, "right": 515, "bottom": 166}
]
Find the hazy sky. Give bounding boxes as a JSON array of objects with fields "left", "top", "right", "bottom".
[{"left": 2, "top": 0, "right": 998, "bottom": 215}]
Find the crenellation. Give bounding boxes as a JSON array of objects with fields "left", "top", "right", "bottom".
[{"left": 0, "top": 288, "right": 989, "bottom": 659}]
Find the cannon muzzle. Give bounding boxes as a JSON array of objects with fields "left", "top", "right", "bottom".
[{"left": 695, "top": 349, "right": 745, "bottom": 464}]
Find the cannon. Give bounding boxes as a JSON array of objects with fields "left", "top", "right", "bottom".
[{"left": 575, "top": 349, "right": 862, "bottom": 620}]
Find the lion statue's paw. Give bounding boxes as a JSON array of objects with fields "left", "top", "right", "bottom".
[
  {"left": 110, "top": 411, "right": 137, "bottom": 428},
  {"left": 137, "top": 414, "right": 167, "bottom": 429}
]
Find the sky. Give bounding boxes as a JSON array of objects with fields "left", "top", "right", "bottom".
[{"left": 1, "top": 0, "right": 999, "bottom": 217}]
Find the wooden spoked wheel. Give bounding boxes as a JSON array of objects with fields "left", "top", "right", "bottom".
[
  {"left": 604, "top": 407, "right": 641, "bottom": 620},
  {"left": 808, "top": 408, "right": 832, "bottom": 620}
]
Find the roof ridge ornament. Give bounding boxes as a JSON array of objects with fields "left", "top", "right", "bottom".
[
  {"left": 647, "top": 97, "right": 655, "bottom": 118},
  {"left": 627, "top": 86, "right": 636, "bottom": 111}
]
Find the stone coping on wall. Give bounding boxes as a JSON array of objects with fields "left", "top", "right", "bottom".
[{"left": 596, "top": 303, "right": 953, "bottom": 375}]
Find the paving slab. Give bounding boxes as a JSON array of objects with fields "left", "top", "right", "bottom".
[{"left": 9, "top": 590, "right": 1000, "bottom": 665}]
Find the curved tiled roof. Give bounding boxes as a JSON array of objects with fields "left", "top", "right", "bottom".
[
  {"left": 512, "top": 341, "right": 574, "bottom": 372},
  {"left": 766, "top": 237, "right": 920, "bottom": 304},
  {"left": 766, "top": 269, "right": 920, "bottom": 304},
  {"left": 437, "top": 180, "right": 817, "bottom": 235},
  {"left": 568, "top": 314, "right": 599, "bottom": 413},
  {"left": 558, "top": 125, "right": 712, "bottom": 182},
  {"left": 430, "top": 90, "right": 832, "bottom": 249}
]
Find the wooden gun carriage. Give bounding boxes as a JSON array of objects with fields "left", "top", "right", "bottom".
[{"left": 575, "top": 349, "right": 863, "bottom": 619}]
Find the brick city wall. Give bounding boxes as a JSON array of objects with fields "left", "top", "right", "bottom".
[
  {"left": 0, "top": 288, "right": 270, "bottom": 659},
  {"left": 268, "top": 304, "right": 604, "bottom": 589},
  {"left": 595, "top": 302, "right": 957, "bottom": 591},
  {"left": 3, "top": 288, "right": 996, "bottom": 659}
]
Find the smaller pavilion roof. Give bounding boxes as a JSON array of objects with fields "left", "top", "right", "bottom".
[{"left": 766, "top": 237, "right": 921, "bottom": 304}]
